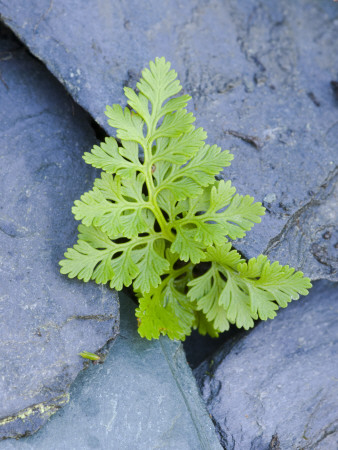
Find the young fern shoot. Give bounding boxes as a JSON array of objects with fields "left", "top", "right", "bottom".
[{"left": 60, "top": 57, "right": 312, "bottom": 341}]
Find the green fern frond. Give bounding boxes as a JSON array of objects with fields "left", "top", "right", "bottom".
[{"left": 60, "top": 57, "right": 312, "bottom": 341}]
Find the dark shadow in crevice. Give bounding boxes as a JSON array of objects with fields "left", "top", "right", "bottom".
[
  {"left": 90, "top": 118, "right": 108, "bottom": 142},
  {"left": 183, "top": 326, "right": 244, "bottom": 370}
]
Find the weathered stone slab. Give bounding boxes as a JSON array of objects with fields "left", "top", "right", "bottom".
[
  {"left": 0, "top": 27, "right": 119, "bottom": 439},
  {"left": 195, "top": 281, "right": 338, "bottom": 450},
  {"left": 266, "top": 170, "right": 338, "bottom": 281},
  {"left": 0, "top": 293, "right": 221, "bottom": 450},
  {"left": 1, "top": 0, "right": 337, "bottom": 280}
]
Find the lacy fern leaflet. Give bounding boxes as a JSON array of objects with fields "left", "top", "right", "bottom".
[{"left": 60, "top": 57, "right": 311, "bottom": 340}]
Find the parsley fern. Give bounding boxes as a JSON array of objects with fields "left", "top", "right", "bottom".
[{"left": 60, "top": 57, "right": 312, "bottom": 340}]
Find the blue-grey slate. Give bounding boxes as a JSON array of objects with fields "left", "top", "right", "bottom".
[
  {"left": 1, "top": 0, "right": 337, "bottom": 280},
  {"left": 0, "top": 293, "right": 222, "bottom": 450},
  {"left": 0, "top": 27, "right": 119, "bottom": 439},
  {"left": 195, "top": 281, "right": 338, "bottom": 450}
]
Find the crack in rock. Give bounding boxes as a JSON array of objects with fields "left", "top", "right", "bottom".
[
  {"left": 0, "top": 394, "right": 69, "bottom": 440},
  {"left": 264, "top": 167, "right": 338, "bottom": 280}
]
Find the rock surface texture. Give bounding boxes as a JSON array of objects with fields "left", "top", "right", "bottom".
[
  {"left": 0, "top": 27, "right": 119, "bottom": 439},
  {"left": 1, "top": 0, "right": 337, "bottom": 279},
  {"left": 195, "top": 281, "right": 338, "bottom": 450},
  {"left": 1, "top": 0, "right": 338, "bottom": 446},
  {"left": 0, "top": 293, "right": 221, "bottom": 450}
]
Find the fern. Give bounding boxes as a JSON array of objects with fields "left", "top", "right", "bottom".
[{"left": 60, "top": 57, "right": 312, "bottom": 340}]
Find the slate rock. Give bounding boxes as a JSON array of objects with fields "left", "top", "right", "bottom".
[
  {"left": 195, "top": 281, "right": 338, "bottom": 450},
  {"left": 0, "top": 26, "right": 119, "bottom": 439},
  {"left": 0, "top": 293, "right": 222, "bottom": 450},
  {"left": 1, "top": 0, "right": 337, "bottom": 280},
  {"left": 266, "top": 170, "right": 338, "bottom": 281}
]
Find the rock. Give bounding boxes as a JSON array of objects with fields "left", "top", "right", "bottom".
[
  {"left": 195, "top": 281, "right": 338, "bottom": 450},
  {"left": 1, "top": 0, "right": 337, "bottom": 280},
  {"left": 0, "top": 293, "right": 222, "bottom": 450},
  {"left": 266, "top": 170, "right": 338, "bottom": 281},
  {"left": 0, "top": 26, "right": 119, "bottom": 439}
]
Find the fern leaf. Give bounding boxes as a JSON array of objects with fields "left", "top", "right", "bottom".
[
  {"left": 154, "top": 146, "right": 233, "bottom": 202},
  {"left": 132, "top": 240, "right": 170, "bottom": 293},
  {"left": 188, "top": 267, "right": 231, "bottom": 332},
  {"left": 136, "top": 255, "right": 195, "bottom": 340},
  {"left": 60, "top": 225, "right": 168, "bottom": 293},
  {"left": 193, "top": 311, "right": 221, "bottom": 338},
  {"left": 170, "top": 228, "right": 205, "bottom": 264},
  {"left": 83, "top": 137, "right": 141, "bottom": 177},
  {"left": 105, "top": 104, "right": 146, "bottom": 145},
  {"left": 72, "top": 172, "right": 153, "bottom": 239},
  {"left": 188, "top": 244, "right": 312, "bottom": 330},
  {"left": 137, "top": 57, "right": 183, "bottom": 116},
  {"left": 136, "top": 281, "right": 195, "bottom": 340},
  {"left": 172, "top": 180, "right": 265, "bottom": 252},
  {"left": 153, "top": 128, "right": 207, "bottom": 165},
  {"left": 60, "top": 57, "right": 312, "bottom": 341}
]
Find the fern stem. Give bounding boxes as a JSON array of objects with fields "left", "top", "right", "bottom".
[{"left": 143, "top": 149, "right": 175, "bottom": 242}]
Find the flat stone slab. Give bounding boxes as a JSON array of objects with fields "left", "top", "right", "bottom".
[
  {"left": 195, "top": 281, "right": 338, "bottom": 449},
  {"left": 0, "top": 293, "right": 221, "bottom": 450},
  {"left": 1, "top": 0, "right": 337, "bottom": 280},
  {"left": 0, "top": 27, "right": 119, "bottom": 439}
]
